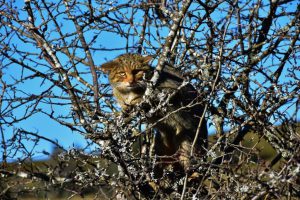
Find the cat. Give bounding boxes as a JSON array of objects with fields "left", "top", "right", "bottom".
[{"left": 102, "top": 53, "right": 208, "bottom": 174}]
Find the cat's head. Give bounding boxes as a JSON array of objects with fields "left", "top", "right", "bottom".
[{"left": 102, "top": 54, "right": 153, "bottom": 94}]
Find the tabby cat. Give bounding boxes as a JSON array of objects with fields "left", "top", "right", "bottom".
[{"left": 102, "top": 53, "right": 207, "bottom": 173}]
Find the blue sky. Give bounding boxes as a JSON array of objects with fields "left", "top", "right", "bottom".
[
  {"left": 1, "top": 0, "right": 299, "bottom": 162},
  {"left": 1, "top": 0, "right": 154, "bottom": 161}
]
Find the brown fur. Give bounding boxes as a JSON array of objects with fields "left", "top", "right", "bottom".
[
  {"left": 102, "top": 53, "right": 208, "bottom": 173},
  {"left": 102, "top": 54, "right": 152, "bottom": 110}
]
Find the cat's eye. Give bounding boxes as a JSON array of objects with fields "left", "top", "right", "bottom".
[
  {"left": 136, "top": 71, "right": 144, "bottom": 75},
  {"left": 134, "top": 71, "right": 145, "bottom": 80},
  {"left": 118, "top": 72, "right": 126, "bottom": 77}
]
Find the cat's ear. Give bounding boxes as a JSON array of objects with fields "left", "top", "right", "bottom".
[
  {"left": 141, "top": 55, "right": 153, "bottom": 64},
  {"left": 101, "top": 61, "right": 117, "bottom": 74}
]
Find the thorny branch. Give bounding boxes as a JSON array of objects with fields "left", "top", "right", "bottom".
[{"left": 0, "top": 0, "right": 299, "bottom": 199}]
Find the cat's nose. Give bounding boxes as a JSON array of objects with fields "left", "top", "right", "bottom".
[
  {"left": 128, "top": 81, "right": 136, "bottom": 87},
  {"left": 126, "top": 75, "right": 135, "bottom": 84}
]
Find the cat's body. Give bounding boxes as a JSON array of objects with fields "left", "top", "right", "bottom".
[{"left": 102, "top": 53, "right": 207, "bottom": 172}]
